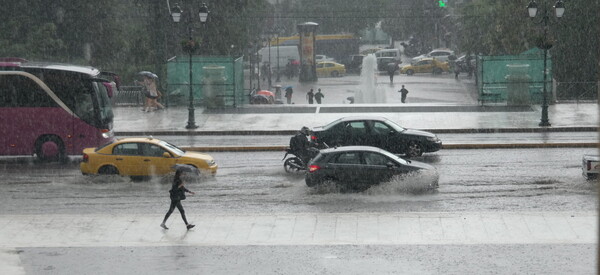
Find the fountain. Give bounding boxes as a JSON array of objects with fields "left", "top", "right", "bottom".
[{"left": 354, "top": 54, "right": 387, "bottom": 103}]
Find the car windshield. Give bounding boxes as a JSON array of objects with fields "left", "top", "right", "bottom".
[
  {"left": 377, "top": 149, "right": 409, "bottom": 165},
  {"left": 159, "top": 140, "right": 185, "bottom": 157},
  {"left": 322, "top": 117, "right": 344, "bottom": 129},
  {"left": 383, "top": 119, "right": 406, "bottom": 132}
]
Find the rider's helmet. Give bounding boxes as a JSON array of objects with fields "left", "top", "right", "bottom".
[{"left": 300, "top": 126, "right": 310, "bottom": 136}]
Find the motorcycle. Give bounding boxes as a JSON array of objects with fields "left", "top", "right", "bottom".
[{"left": 282, "top": 143, "right": 328, "bottom": 174}]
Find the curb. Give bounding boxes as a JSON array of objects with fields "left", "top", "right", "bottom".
[
  {"left": 116, "top": 126, "right": 599, "bottom": 137},
  {"left": 182, "top": 142, "right": 600, "bottom": 152}
]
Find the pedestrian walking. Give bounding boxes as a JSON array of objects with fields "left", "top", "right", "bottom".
[
  {"left": 160, "top": 170, "right": 195, "bottom": 230},
  {"left": 136, "top": 73, "right": 165, "bottom": 112},
  {"left": 315, "top": 88, "right": 324, "bottom": 104},
  {"left": 306, "top": 88, "right": 314, "bottom": 104},
  {"left": 387, "top": 61, "right": 399, "bottom": 83},
  {"left": 399, "top": 85, "right": 409, "bottom": 103},
  {"left": 454, "top": 62, "right": 460, "bottom": 79},
  {"left": 284, "top": 86, "right": 293, "bottom": 104}
]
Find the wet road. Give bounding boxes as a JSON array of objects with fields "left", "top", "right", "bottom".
[
  {"left": 1, "top": 148, "right": 597, "bottom": 274},
  {"left": 0, "top": 147, "right": 596, "bottom": 215},
  {"left": 121, "top": 131, "right": 599, "bottom": 148}
]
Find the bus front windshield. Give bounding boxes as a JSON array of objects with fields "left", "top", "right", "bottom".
[{"left": 92, "top": 81, "right": 114, "bottom": 127}]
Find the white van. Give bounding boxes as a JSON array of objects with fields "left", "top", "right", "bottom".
[
  {"left": 259, "top": 46, "right": 300, "bottom": 68},
  {"left": 374, "top": 48, "right": 401, "bottom": 61}
]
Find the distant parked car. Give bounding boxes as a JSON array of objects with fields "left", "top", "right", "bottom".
[
  {"left": 376, "top": 57, "right": 398, "bottom": 71},
  {"left": 316, "top": 61, "right": 346, "bottom": 77},
  {"left": 341, "top": 54, "right": 365, "bottom": 74},
  {"left": 315, "top": 54, "right": 335, "bottom": 62},
  {"left": 310, "top": 116, "right": 442, "bottom": 157},
  {"left": 80, "top": 137, "right": 217, "bottom": 180},
  {"left": 305, "top": 146, "right": 437, "bottom": 189},
  {"left": 400, "top": 58, "right": 449, "bottom": 75},
  {"left": 582, "top": 154, "right": 600, "bottom": 179},
  {"left": 411, "top": 48, "right": 455, "bottom": 63}
]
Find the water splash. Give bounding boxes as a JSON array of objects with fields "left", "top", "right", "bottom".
[{"left": 366, "top": 170, "right": 440, "bottom": 195}]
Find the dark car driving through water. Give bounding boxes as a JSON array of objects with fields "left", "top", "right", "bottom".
[
  {"left": 305, "top": 146, "right": 437, "bottom": 190},
  {"left": 310, "top": 116, "right": 442, "bottom": 157}
]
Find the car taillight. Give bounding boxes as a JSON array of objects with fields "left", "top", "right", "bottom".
[
  {"left": 587, "top": 161, "right": 592, "bottom": 171},
  {"left": 82, "top": 154, "right": 89, "bottom": 163},
  {"left": 308, "top": 165, "right": 320, "bottom": 172}
]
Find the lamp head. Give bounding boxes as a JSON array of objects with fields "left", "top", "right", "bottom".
[
  {"left": 171, "top": 4, "right": 182, "bottom": 23},
  {"left": 554, "top": 0, "right": 565, "bottom": 18},
  {"left": 198, "top": 3, "right": 209, "bottom": 23},
  {"left": 527, "top": 0, "right": 538, "bottom": 18}
]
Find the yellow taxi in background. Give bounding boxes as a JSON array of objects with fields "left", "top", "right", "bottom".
[
  {"left": 80, "top": 137, "right": 217, "bottom": 179},
  {"left": 316, "top": 61, "right": 346, "bottom": 77},
  {"left": 400, "top": 58, "right": 450, "bottom": 75}
]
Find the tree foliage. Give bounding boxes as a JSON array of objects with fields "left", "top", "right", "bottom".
[{"left": 0, "top": 0, "right": 595, "bottom": 88}]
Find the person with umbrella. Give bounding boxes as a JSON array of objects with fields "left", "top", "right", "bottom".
[
  {"left": 136, "top": 71, "right": 165, "bottom": 112},
  {"left": 160, "top": 166, "right": 196, "bottom": 230}
]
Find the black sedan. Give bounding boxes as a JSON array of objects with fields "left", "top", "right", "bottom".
[
  {"left": 305, "top": 146, "right": 436, "bottom": 189},
  {"left": 310, "top": 116, "right": 442, "bottom": 157}
]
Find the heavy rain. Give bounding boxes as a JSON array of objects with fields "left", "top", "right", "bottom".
[{"left": 0, "top": 0, "right": 598, "bottom": 274}]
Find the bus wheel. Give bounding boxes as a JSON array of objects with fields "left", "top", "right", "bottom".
[
  {"left": 35, "top": 136, "right": 65, "bottom": 162},
  {"left": 98, "top": 165, "right": 119, "bottom": 175}
]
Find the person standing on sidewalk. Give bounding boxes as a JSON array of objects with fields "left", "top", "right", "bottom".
[
  {"left": 161, "top": 170, "right": 195, "bottom": 230},
  {"left": 387, "top": 61, "right": 399, "bottom": 83},
  {"left": 315, "top": 88, "right": 324, "bottom": 104},
  {"left": 285, "top": 86, "right": 293, "bottom": 104},
  {"left": 399, "top": 85, "right": 409, "bottom": 103},
  {"left": 306, "top": 88, "right": 315, "bottom": 104}
]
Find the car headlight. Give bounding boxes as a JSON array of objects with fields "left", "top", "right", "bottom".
[
  {"left": 102, "top": 130, "right": 114, "bottom": 139},
  {"left": 206, "top": 159, "right": 216, "bottom": 166},
  {"left": 427, "top": 136, "right": 440, "bottom": 142}
]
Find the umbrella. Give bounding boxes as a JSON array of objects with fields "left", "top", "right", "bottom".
[
  {"left": 172, "top": 164, "right": 200, "bottom": 175},
  {"left": 137, "top": 71, "right": 158, "bottom": 79}
]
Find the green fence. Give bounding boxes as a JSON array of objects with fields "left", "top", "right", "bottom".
[
  {"left": 476, "top": 48, "right": 551, "bottom": 105},
  {"left": 166, "top": 56, "right": 244, "bottom": 108}
]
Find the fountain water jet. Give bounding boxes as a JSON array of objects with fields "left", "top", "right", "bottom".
[{"left": 354, "top": 54, "right": 387, "bottom": 104}]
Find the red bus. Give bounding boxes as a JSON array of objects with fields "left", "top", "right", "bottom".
[{"left": 0, "top": 59, "right": 116, "bottom": 161}]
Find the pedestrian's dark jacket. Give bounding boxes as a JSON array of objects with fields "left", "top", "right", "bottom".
[
  {"left": 387, "top": 63, "right": 398, "bottom": 74},
  {"left": 169, "top": 179, "right": 190, "bottom": 201},
  {"left": 315, "top": 92, "right": 324, "bottom": 100}
]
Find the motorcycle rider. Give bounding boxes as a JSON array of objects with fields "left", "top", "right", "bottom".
[{"left": 289, "top": 126, "right": 314, "bottom": 165}]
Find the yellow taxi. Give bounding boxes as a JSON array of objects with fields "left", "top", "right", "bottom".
[
  {"left": 80, "top": 137, "right": 217, "bottom": 179},
  {"left": 400, "top": 58, "right": 450, "bottom": 75},
  {"left": 316, "top": 61, "right": 346, "bottom": 77}
]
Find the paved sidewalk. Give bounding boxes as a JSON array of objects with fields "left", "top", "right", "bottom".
[{"left": 0, "top": 212, "right": 595, "bottom": 248}]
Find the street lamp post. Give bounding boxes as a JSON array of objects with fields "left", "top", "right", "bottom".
[
  {"left": 527, "top": 0, "right": 565, "bottom": 127},
  {"left": 276, "top": 32, "right": 281, "bottom": 82},
  {"left": 171, "top": 3, "right": 209, "bottom": 129}
]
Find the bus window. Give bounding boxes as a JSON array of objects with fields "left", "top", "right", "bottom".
[{"left": 0, "top": 75, "right": 57, "bottom": 107}]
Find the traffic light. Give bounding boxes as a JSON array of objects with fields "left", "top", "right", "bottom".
[{"left": 438, "top": 0, "right": 448, "bottom": 7}]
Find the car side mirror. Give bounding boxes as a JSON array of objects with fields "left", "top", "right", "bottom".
[
  {"left": 163, "top": 152, "right": 171, "bottom": 158},
  {"left": 386, "top": 162, "right": 397, "bottom": 169}
]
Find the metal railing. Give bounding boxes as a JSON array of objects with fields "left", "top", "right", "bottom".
[{"left": 110, "top": 85, "right": 144, "bottom": 106}]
